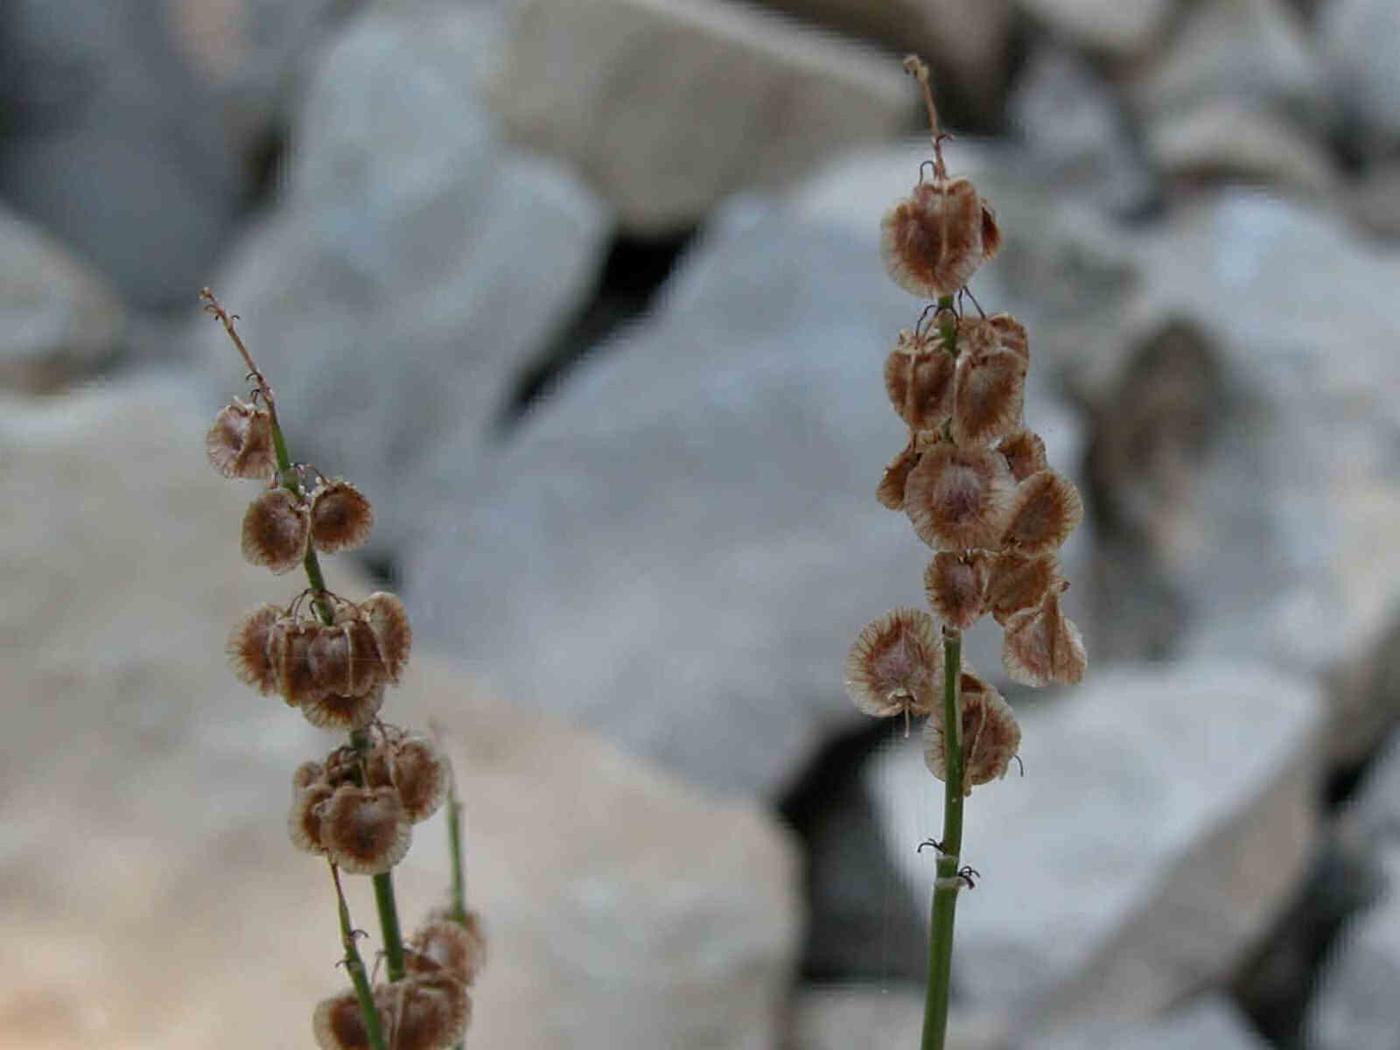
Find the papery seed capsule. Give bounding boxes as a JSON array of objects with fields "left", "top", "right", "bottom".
[
  {"left": 985, "top": 552, "right": 1061, "bottom": 625},
  {"left": 206, "top": 398, "right": 276, "bottom": 479},
  {"left": 997, "top": 429, "right": 1048, "bottom": 482},
  {"left": 408, "top": 913, "right": 487, "bottom": 986},
  {"left": 390, "top": 972, "right": 472, "bottom": 1050},
  {"left": 293, "top": 760, "right": 326, "bottom": 791},
  {"left": 227, "top": 603, "right": 282, "bottom": 694},
  {"left": 881, "top": 178, "right": 993, "bottom": 298},
  {"left": 321, "top": 785, "right": 411, "bottom": 875},
  {"left": 272, "top": 620, "right": 323, "bottom": 707},
  {"left": 924, "top": 670, "right": 1021, "bottom": 794},
  {"left": 952, "top": 346, "right": 1026, "bottom": 448},
  {"left": 904, "top": 443, "right": 1014, "bottom": 551},
  {"left": 884, "top": 329, "right": 955, "bottom": 431},
  {"left": 241, "top": 488, "right": 311, "bottom": 574},
  {"left": 302, "top": 682, "right": 387, "bottom": 733},
  {"left": 877, "top": 439, "right": 921, "bottom": 511},
  {"left": 310, "top": 480, "right": 375, "bottom": 554},
  {"left": 924, "top": 552, "right": 990, "bottom": 631},
  {"left": 844, "top": 607, "right": 941, "bottom": 718},
  {"left": 289, "top": 782, "right": 334, "bottom": 854},
  {"left": 389, "top": 737, "right": 448, "bottom": 824},
  {"left": 1001, "top": 469, "right": 1083, "bottom": 555},
  {"left": 360, "top": 592, "right": 412, "bottom": 684},
  {"left": 313, "top": 989, "right": 373, "bottom": 1050},
  {"left": 1002, "top": 589, "right": 1087, "bottom": 687}
]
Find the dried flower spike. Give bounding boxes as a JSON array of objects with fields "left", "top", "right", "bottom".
[
  {"left": 923, "top": 670, "right": 1021, "bottom": 794},
  {"left": 321, "top": 785, "right": 412, "bottom": 875},
  {"left": 1002, "top": 589, "right": 1087, "bottom": 687},
  {"left": 242, "top": 488, "right": 311, "bottom": 573},
  {"left": 881, "top": 177, "right": 998, "bottom": 299},
  {"left": 361, "top": 592, "right": 412, "bottom": 684},
  {"left": 924, "top": 552, "right": 989, "bottom": 630},
  {"left": 310, "top": 479, "right": 375, "bottom": 554},
  {"left": 904, "top": 442, "right": 1013, "bottom": 551},
  {"left": 844, "top": 607, "right": 941, "bottom": 718},
  {"left": 206, "top": 398, "right": 276, "bottom": 479},
  {"left": 227, "top": 602, "right": 282, "bottom": 694}
]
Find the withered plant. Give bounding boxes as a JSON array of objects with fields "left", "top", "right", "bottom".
[
  {"left": 203, "top": 289, "right": 485, "bottom": 1050},
  {"left": 844, "top": 59, "right": 1086, "bottom": 1050}
]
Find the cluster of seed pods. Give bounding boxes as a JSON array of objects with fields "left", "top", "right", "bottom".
[
  {"left": 844, "top": 143, "right": 1087, "bottom": 794},
  {"left": 207, "top": 389, "right": 480, "bottom": 1049}
]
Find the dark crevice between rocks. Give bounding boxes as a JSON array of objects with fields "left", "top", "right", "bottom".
[
  {"left": 495, "top": 229, "right": 695, "bottom": 434},
  {"left": 778, "top": 716, "right": 928, "bottom": 983}
]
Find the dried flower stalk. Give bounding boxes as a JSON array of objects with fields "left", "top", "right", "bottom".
[
  {"left": 202, "top": 289, "right": 484, "bottom": 1049},
  {"left": 843, "top": 60, "right": 1086, "bottom": 1050}
]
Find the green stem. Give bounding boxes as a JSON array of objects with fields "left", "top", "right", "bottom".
[
  {"left": 331, "top": 864, "right": 388, "bottom": 1050},
  {"left": 921, "top": 628, "right": 964, "bottom": 1050},
  {"left": 446, "top": 770, "right": 468, "bottom": 925}
]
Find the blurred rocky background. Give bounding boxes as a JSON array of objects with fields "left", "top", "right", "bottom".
[{"left": 2, "top": 0, "right": 1399, "bottom": 1047}]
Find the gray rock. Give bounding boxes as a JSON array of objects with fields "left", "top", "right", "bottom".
[
  {"left": 0, "top": 378, "right": 800, "bottom": 1050},
  {"left": 192, "top": 5, "right": 609, "bottom": 555},
  {"left": 870, "top": 662, "right": 1320, "bottom": 1029},
  {"left": 0, "top": 203, "right": 123, "bottom": 392},
  {"left": 1126, "top": 0, "right": 1326, "bottom": 128},
  {"left": 0, "top": 0, "right": 242, "bottom": 309},
  {"left": 1146, "top": 100, "right": 1337, "bottom": 197},
  {"left": 1320, "top": 0, "right": 1400, "bottom": 158},
  {"left": 1014, "top": 0, "right": 1176, "bottom": 58},
  {"left": 1008, "top": 45, "right": 1157, "bottom": 217},
  {"left": 404, "top": 144, "right": 1087, "bottom": 800},
  {"left": 485, "top": 0, "right": 913, "bottom": 234},
  {"left": 1023, "top": 997, "right": 1267, "bottom": 1049}
]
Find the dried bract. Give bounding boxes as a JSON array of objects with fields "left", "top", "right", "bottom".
[
  {"left": 1001, "top": 470, "right": 1083, "bottom": 555},
  {"left": 952, "top": 345, "right": 1025, "bottom": 448},
  {"left": 206, "top": 398, "right": 275, "bottom": 479},
  {"left": 387, "top": 972, "right": 471, "bottom": 1050},
  {"left": 301, "top": 681, "right": 387, "bottom": 732},
  {"left": 227, "top": 602, "right": 282, "bottom": 694},
  {"left": 288, "top": 782, "right": 333, "bottom": 855},
  {"left": 310, "top": 480, "right": 375, "bottom": 554},
  {"left": 881, "top": 178, "right": 994, "bottom": 298},
  {"left": 272, "top": 620, "right": 322, "bottom": 707},
  {"left": 321, "top": 785, "right": 411, "bottom": 875},
  {"left": 885, "top": 329, "right": 955, "bottom": 430},
  {"left": 313, "top": 990, "right": 372, "bottom": 1050},
  {"left": 361, "top": 592, "right": 412, "bottom": 684},
  {"left": 924, "top": 670, "right": 1020, "bottom": 794},
  {"left": 408, "top": 913, "right": 487, "bottom": 986},
  {"left": 997, "top": 429, "right": 1047, "bottom": 482},
  {"left": 904, "top": 443, "right": 1013, "bottom": 551},
  {"left": 924, "top": 552, "right": 989, "bottom": 631},
  {"left": 293, "top": 760, "right": 326, "bottom": 791},
  {"left": 844, "top": 607, "right": 941, "bottom": 718},
  {"left": 241, "top": 488, "right": 310, "bottom": 574},
  {"left": 1002, "top": 590, "right": 1087, "bottom": 687},
  {"left": 876, "top": 439, "right": 921, "bottom": 511},
  {"left": 389, "top": 736, "right": 448, "bottom": 824},
  {"left": 985, "top": 552, "right": 1060, "bottom": 625}
]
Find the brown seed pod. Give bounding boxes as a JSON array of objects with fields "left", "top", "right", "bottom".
[
  {"left": 904, "top": 442, "right": 1014, "bottom": 551},
  {"left": 952, "top": 346, "right": 1026, "bottom": 448},
  {"left": 288, "top": 781, "right": 334, "bottom": 855},
  {"left": 227, "top": 602, "right": 282, "bottom": 694},
  {"left": 844, "top": 607, "right": 941, "bottom": 719},
  {"left": 321, "top": 785, "right": 411, "bottom": 875},
  {"left": 408, "top": 913, "right": 487, "bottom": 986},
  {"left": 388, "top": 737, "right": 448, "bottom": 824},
  {"left": 924, "top": 670, "right": 1021, "bottom": 794},
  {"left": 310, "top": 479, "right": 375, "bottom": 554},
  {"left": 1001, "top": 469, "right": 1083, "bottom": 555},
  {"left": 881, "top": 178, "right": 993, "bottom": 298},
  {"left": 386, "top": 972, "right": 472, "bottom": 1050},
  {"left": 876, "top": 439, "right": 921, "bottom": 511},
  {"left": 360, "top": 592, "right": 412, "bottom": 684},
  {"left": 985, "top": 552, "right": 1061, "bottom": 625},
  {"left": 272, "top": 620, "right": 324, "bottom": 707},
  {"left": 1002, "top": 589, "right": 1087, "bottom": 687},
  {"left": 924, "top": 552, "right": 990, "bottom": 631},
  {"left": 312, "top": 989, "right": 371, "bottom": 1050},
  {"left": 301, "top": 681, "right": 387, "bottom": 732},
  {"left": 997, "top": 429, "right": 1048, "bottom": 482},
  {"left": 884, "top": 329, "right": 955, "bottom": 431},
  {"left": 241, "top": 488, "right": 311, "bottom": 574},
  {"left": 206, "top": 398, "right": 276, "bottom": 480}
]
